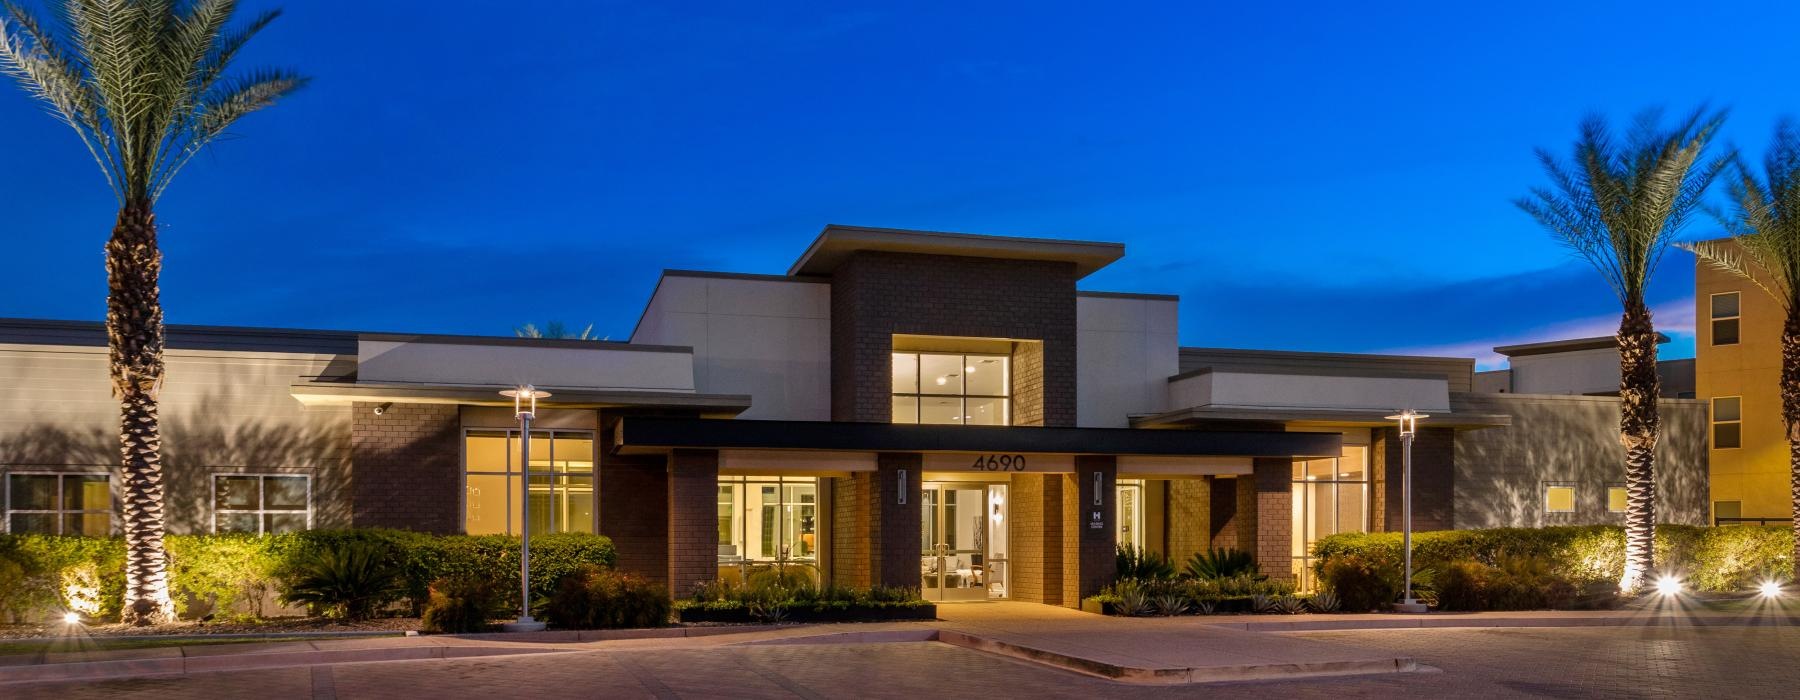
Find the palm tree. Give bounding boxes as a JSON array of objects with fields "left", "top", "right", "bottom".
[
  {"left": 1682, "top": 121, "right": 1800, "bottom": 579},
  {"left": 1517, "top": 108, "right": 1727, "bottom": 592},
  {"left": 515, "top": 321, "right": 601, "bottom": 340},
  {"left": 1, "top": 1, "right": 305, "bottom": 624}
]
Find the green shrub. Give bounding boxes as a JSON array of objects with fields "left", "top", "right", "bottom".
[
  {"left": 167, "top": 534, "right": 277, "bottom": 620},
  {"left": 277, "top": 540, "right": 404, "bottom": 620},
  {"left": 1316, "top": 553, "right": 1400, "bottom": 612},
  {"left": 1183, "top": 548, "right": 1259, "bottom": 581},
  {"left": 1115, "top": 544, "right": 1176, "bottom": 580},
  {"left": 421, "top": 575, "right": 508, "bottom": 633},
  {"left": 1434, "top": 560, "right": 1491, "bottom": 611},
  {"left": 542, "top": 564, "right": 671, "bottom": 629}
]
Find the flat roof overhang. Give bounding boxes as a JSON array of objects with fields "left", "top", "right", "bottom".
[
  {"left": 787, "top": 225, "right": 1125, "bottom": 280},
  {"left": 290, "top": 381, "right": 752, "bottom": 416},
  {"left": 614, "top": 416, "right": 1342, "bottom": 458},
  {"left": 1132, "top": 406, "right": 1511, "bottom": 430}
]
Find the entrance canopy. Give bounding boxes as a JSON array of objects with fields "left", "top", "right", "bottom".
[{"left": 613, "top": 417, "right": 1341, "bottom": 460}]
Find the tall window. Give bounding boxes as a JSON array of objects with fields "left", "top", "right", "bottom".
[
  {"left": 6, "top": 473, "right": 110, "bottom": 536},
  {"left": 717, "top": 476, "right": 818, "bottom": 581},
  {"left": 892, "top": 352, "right": 1010, "bottom": 425},
  {"left": 1291, "top": 446, "right": 1368, "bottom": 590},
  {"left": 1116, "top": 480, "right": 1144, "bottom": 550},
  {"left": 1712, "top": 396, "right": 1742, "bottom": 449},
  {"left": 464, "top": 429, "right": 595, "bottom": 535},
  {"left": 1711, "top": 292, "right": 1741, "bottom": 346},
  {"left": 214, "top": 474, "right": 311, "bottom": 534}
]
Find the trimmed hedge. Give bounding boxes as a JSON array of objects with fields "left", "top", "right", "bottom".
[
  {"left": 1313, "top": 525, "right": 1791, "bottom": 598},
  {"left": 0, "top": 530, "right": 615, "bottom": 623}
]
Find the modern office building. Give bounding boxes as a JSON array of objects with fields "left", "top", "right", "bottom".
[
  {"left": 1693, "top": 245, "right": 1789, "bottom": 525},
  {"left": 0, "top": 226, "right": 1708, "bottom": 604}
]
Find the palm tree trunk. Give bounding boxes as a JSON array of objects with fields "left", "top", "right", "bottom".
[
  {"left": 1783, "top": 309, "right": 1800, "bottom": 582},
  {"left": 1617, "top": 303, "right": 1660, "bottom": 592},
  {"left": 108, "top": 199, "right": 172, "bottom": 625}
]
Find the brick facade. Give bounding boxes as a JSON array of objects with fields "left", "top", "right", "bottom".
[
  {"left": 1374, "top": 426, "right": 1455, "bottom": 532},
  {"left": 1209, "top": 476, "right": 1241, "bottom": 550},
  {"left": 1166, "top": 477, "right": 1212, "bottom": 562},
  {"left": 349, "top": 402, "right": 461, "bottom": 533},
  {"left": 668, "top": 449, "right": 719, "bottom": 594},
  {"left": 599, "top": 438, "right": 669, "bottom": 588},
  {"left": 1251, "top": 459, "right": 1294, "bottom": 582},
  {"left": 1009, "top": 473, "right": 1064, "bottom": 605},
  {"left": 829, "top": 251, "right": 1077, "bottom": 426},
  {"left": 829, "top": 474, "right": 872, "bottom": 588},
  {"left": 872, "top": 453, "right": 923, "bottom": 589},
  {"left": 1070, "top": 456, "right": 1117, "bottom": 604}
]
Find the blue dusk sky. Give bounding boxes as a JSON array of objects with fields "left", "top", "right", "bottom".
[{"left": 3, "top": 1, "right": 1796, "bottom": 369}]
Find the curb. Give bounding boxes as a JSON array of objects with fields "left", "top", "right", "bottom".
[
  {"left": 1206, "top": 614, "right": 1800, "bottom": 633},
  {"left": 0, "top": 644, "right": 556, "bottom": 685},
  {"left": 934, "top": 629, "right": 1417, "bottom": 685}
]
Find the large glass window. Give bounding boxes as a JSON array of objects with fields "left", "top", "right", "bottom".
[
  {"left": 214, "top": 474, "right": 310, "bottom": 534},
  {"left": 463, "top": 429, "right": 595, "bottom": 535},
  {"left": 1291, "top": 446, "right": 1368, "bottom": 590},
  {"left": 6, "top": 473, "right": 110, "bottom": 536},
  {"left": 717, "top": 475, "right": 818, "bottom": 583},
  {"left": 1116, "top": 480, "right": 1144, "bottom": 551},
  {"left": 892, "top": 352, "right": 1010, "bottom": 425}
]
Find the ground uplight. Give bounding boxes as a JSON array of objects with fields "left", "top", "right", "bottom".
[
  {"left": 1655, "top": 577, "right": 1683, "bottom": 596},
  {"left": 62, "top": 611, "right": 81, "bottom": 625},
  {"left": 1760, "top": 580, "right": 1784, "bottom": 598}
]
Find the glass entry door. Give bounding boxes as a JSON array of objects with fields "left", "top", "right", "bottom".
[{"left": 921, "top": 482, "right": 1007, "bottom": 601}]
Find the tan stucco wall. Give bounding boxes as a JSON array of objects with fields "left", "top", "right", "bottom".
[{"left": 1695, "top": 252, "right": 1790, "bottom": 520}]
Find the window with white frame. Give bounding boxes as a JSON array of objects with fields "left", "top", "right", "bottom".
[
  {"left": 1711, "top": 292, "right": 1741, "bottom": 345},
  {"left": 214, "top": 474, "right": 311, "bottom": 534},
  {"left": 1712, "top": 396, "right": 1742, "bottom": 449},
  {"left": 6, "top": 472, "right": 110, "bottom": 536}
]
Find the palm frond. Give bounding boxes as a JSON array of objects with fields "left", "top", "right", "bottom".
[
  {"left": 1518, "top": 107, "right": 1728, "bottom": 308},
  {"left": 1686, "top": 119, "right": 1800, "bottom": 311},
  {"left": 0, "top": 0, "right": 304, "bottom": 203}
]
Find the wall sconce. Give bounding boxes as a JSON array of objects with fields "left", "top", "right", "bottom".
[
  {"left": 1093, "top": 470, "right": 1103, "bottom": 506},
  {"left": 897, "top": 469, "right": 907, "bottom": 505},
  {"left": 372, "top": 402, "right": 392, "bottom": 416}
]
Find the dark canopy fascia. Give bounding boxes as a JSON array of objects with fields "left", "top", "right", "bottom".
[{"left": 614, "top": 417, "right": 1341, "bottom": 458}]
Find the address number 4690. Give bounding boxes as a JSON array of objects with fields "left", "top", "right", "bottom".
[{"left": 971, "top": 454, "right": 1027, "bottom": 472}]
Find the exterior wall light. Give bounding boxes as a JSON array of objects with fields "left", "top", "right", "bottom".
[
  {"left": 1385, "top": 409, "right": 1429, "bottom": 613},
  {"left": 499, "top": 385, "right": 551, "bottom": 633}
]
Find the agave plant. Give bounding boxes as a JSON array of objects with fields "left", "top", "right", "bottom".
[
  {"left": 0, "top": 1, "right": 305, "bottom": 624},
  {"left": 1184, "top": 548, "right": 1260, "bottom": 581},
  {"left": 1250, "top": 593, "right": 1275, "bottom": 614},
  {"left": 1517, "top": 107, "right": 1728, "bottom": 591},
  {"left": 1273, "top": 594, "right": 1306, "bottom": 615},
  {"left": 1114, "top": 580, "right": 1153, "bottom": 616},
  {"left": 1194, "top": 599, "right": 1216, "bottom": 615},
  {"left": 1306, "top": 590, "right": 1341, "bottom": 614},
  {"left": 1115, "top": 544, "right": 1176, "bottom": 581},
  {"left": 1153, "top": 594, "right": 1189, "bottom": 616}
]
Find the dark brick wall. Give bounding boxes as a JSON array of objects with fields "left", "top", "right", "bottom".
[
  {"left": 349, "top": 402, "right": 460, "bottom": 533},
  {"left": 668, "top": 449, "right": 719, "bottom": 594},
  {"left": 1210, "top": 476, "right": 1241, "bottom": 550},
  {"left": 830, "top": 474, "right": 872, "bottom": 588},
  {"left": 1375, "top": 427, "right": 1455, "bottom": 532},
  {"left": 600, "top": 439, "right": 668, "bottom": 588},
  {"left": 872, "top": 453, "right": 923, "bottom": 589},
  {"left": 829, "top": 251, "right": 1077, "bottom": 426},
  {"left": 1070, "top": 456, "right": 1117, "bottom": 604}
]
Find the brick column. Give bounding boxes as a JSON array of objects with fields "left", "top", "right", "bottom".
[
  {"left": 829, "top": 474, "right": 872, "bottom": 588},
  {"left": 1068, "top": 456, "right": 1117, "bottom": 605},
  {"left": 1209, "top": 477, "right": 1240, "bottom": 550},
  {"left": 1377, "top": 427, "right": 1456, "bottom": 532},
  {"left": 350, "top": 402, "right": 461, "bottom": 533},
  {"left": 600, "top": 447, "right": 668, "bottom": 589},
  {"left": 1166, "top": 478, "right": 1212, "bottom": 563},
  {"left": 1251, "top": 458, "right": 1294, "bottom": 583},
  {"left": 1009, "top": 473, "right": 1064, "bottom": 605},
  {"left": 668, "top": 449, "right": 719, "bottom": 596},
  {"left": 871, "top": 453, "right": 923, "bottom": 589}
]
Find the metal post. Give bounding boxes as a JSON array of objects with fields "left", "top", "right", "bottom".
[
  {"left": 502, "top": 386, "right": 548, "bottom": 632},
  {"left": 1402, "top": 427, "right": 1415, "bottom": 606}
]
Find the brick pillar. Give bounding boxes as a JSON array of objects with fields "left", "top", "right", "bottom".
[
  {"left": 1370, "top": 431, "right": 1389, "bottom": 533},
  {"left": 600, "top": 448, "right": 668, "bottom": 589},
  {"left": 1068, "top": 456, "right": 1117, "bottom": 605},
  {"left": 1251, "top": 458, "right": 1294, "bottom": 583},
  {"left": 1209, "top": 476, "right": 1240, "bottom": 550},
  {"left": 829, "top": 474, "right": 872, "bottom": 588},
  {"left": 350, "top": 402, "right": 461, "bottom": 533},
  {"left": 871, "top": 453, "right": 923, "bottom": 589},
  {"left": 1377, "top": 427, "right": 1456, "bottom": 532},
  {"left": 1166, "top": 478, "right": 1212, "bottom": 564},
  {"left": 668, "top": 449, "right": 719, "bottom": 596},
  {"left": 1009, "top": 473, "right": 1064, "bottom": 605}
]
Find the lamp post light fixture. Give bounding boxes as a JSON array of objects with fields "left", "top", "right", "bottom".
[
  {"left": 500, "top": 385, "right": 551, "bottom": 633},
  {"left": 1386, "top": 409, "right": 1429, "bottom": 614}
]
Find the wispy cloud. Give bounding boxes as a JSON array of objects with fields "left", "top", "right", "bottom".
[{"left": 1382, "top": 296, "right": 1697, "bottom": 370}]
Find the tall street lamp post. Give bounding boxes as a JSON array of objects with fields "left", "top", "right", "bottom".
[
  {"left": 1386, "top": 409, "right": 1429, "bottom": 614},
  {"left": 501, "top": 385, "right": 551, "bottom": 633}
]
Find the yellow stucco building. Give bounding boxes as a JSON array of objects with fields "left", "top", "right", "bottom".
[{"left": 1694, "top": 247, "right": 1790, "bottom": 523}]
